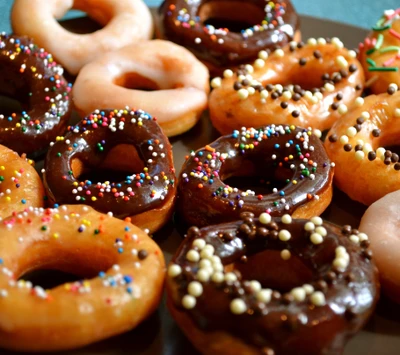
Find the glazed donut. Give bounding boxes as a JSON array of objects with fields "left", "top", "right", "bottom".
[
  {"left": 0, "top": 144, "right": 44, "bottom": 219},
  {"left": 0, "top": 205, "right": 165, "bottom": 351},
  {"left": 11, "top": 0, "right": 153, "bottom": 75},
  {"left": 324, "top": 87, "right": 400, "bottom": 205},
  {"left": 0, "top": 34, "right": 71, "bottom": 155},
  {"left": 359, "top": 8, "right": 400, "bottom": 94},
  {"left": 43, "top": 108, "right": 176, "bottom": 234},
  {"left": 73, "top": 40, "right": 209, "bottom": 137},
  {"left": 157, "top": 0, "right": 300, "bottom": 75},
  {"left": 209, "top": 38, "right": 365, "bottom": 135},
  {"left": 167, "top": 212, "right": 379, "bottom": 355},
  {"left": 360, "top": 190, "right": 400, "bottom": 303},
  {"left": 177, "top": 125, "right": 334, "bottom": 228}
]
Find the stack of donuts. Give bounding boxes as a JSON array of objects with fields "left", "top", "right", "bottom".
[{"left": 0, "top": 0, "right": 399, "bottom": 353}]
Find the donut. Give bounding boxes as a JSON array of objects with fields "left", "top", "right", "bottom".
[
  {"left": 167, "top": 212, "right": 379, "bottom": 355},
  {"left": 324, "top": 86, "right": 400, "bottom": 205},
  {"left": 0, "top": 34, "right": 71, "bottom": 155},
  {"left": 359, "top": 8, "right": 400, "bottom": 94},
  {"left": 11, "top": 0, "right": 153, "bottom": 75},
  {"left": 157, "top": 0, "right": 300, "bottom": 75},
  {"left": 0, "top": 144, "right": 44, "bottom": 219},
  {"left": 359, "top": 190, "right": 400, "bottom": 303},
  {"left": 176, "top": 125, "right": 334, "bottom": 228},
  {"left": 73, "top": 40, "right": 210, "bottom": 137},
  {"left": 209, "top": 37, "right": 365, "bottom": 135},
  {"left": 43, "top": 108, "right": 176, "bottom": 234},
  {"left": 0, "top": 205, "right": 165, "bottom": 351}
]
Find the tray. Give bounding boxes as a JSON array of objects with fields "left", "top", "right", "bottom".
[{"left": 2, "top": 12, "right": 400, "bottom": 355}]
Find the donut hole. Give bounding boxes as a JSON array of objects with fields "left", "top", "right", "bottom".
[
  {"left": 0, "top": 94, "right": 25, "bottom": 117},
  {"left": 58, "top": 11, "right": 102, "bottom": 34},
  {"left": 199, "top": 2, "right": 264, "bottom": 33},
  {"left": 20, "top": 269, "right": 88, "bottom": 290},
  {"left": 114, "top": 73, "right": 160, "bottom": 91}
]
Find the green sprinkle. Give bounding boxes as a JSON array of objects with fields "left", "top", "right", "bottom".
[
  {"left": 273, "top": 201, "right": 279, "bottom": 206},
  {"left": 366, "top": 58, "right": 376, "bottom": 67},
  {"left": 368, "top": 67, "right": 399, "bottom": 72},
  {"left": 375, "top": 16, "right": 386, "bottom": 27},
  {"left": 375, "top": 34, "right": 384, "bottom": 49},
  {"left": 0, "top": 176, "right": 4, "bottom": 182},
  {"left": 366, "top": 48, "right": 376, "bottom": 55},
  {"left": 94, "top": 229, "right": 100, "bottom": 235},
  {"left": 68, "top": 170, "right": 73, "bottom": 175},
  {"left": 379, "top": 46, "right": 400, "bottom": 53},
  {"left": 41, "top": 226, "right": 47, "bottom": 231},
  {"left": 56, "top": 152, "right": 61, "bottom": 157},
  {"left": 372, "top": 25, "right": 391, "bottom": 31}
]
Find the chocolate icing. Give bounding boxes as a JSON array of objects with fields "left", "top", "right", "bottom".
[
  {"left": 177, "top": 125, "right": 333, "bottom": 227},
  {"left": 157, "top": 0, "right": 299, "bottom": 71},
  {"left": 43, "top": 109, "right": 175, "bottom": 219},
  {"left": 167, "top": 214, "right": 379, "bottom": 354},
  {"left": 0, "top": 34, "right": 71, "bottom": 155}
]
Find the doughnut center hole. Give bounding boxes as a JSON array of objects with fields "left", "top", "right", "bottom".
[
  {"left": 114, "top": 73, "right": 160, "bottom": 91},
  {"left": 57, "top": 8, "right": 105, "bottom": 34},
  {"left": 20, "top": 269, "right": 88, "bottom": 290},
  {"left": 0, "top": 94, "right": 25, "bottom": 117},
  {"left": 233, "top": 249, "right": 314, "bottom": 292},
  {"left": 223, "top": 176, "right": 287, "bottom": 195},
  {"left": 199, "top": 2, "right": 264, "bottom": 32}
]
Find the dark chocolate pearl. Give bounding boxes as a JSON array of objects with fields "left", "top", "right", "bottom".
[
  {"left": 368, "top": 151, "right": 376, "bottom": 161},
  {"left": 268, "top": 222, "right": 279, "bottom": 230},
  {"left": 384, "top": 158, "right": 391, "bottom": 165},
  {"left": 325, "top": 271, "right": 337, "bottom": 283},
  {"left": 385, "top": 150, "right": 392, "bottom": 158},
  {"left": 262, "top": 347, "right": 275, "bottom": 355},
  {"left": 283, "top": 294, "right": 294, "bottom": 304},
  {"left": 351, "top": 228, "right": 359, "bottom": 235},
  {"left": 331, "top": 102, "right": 339, "bottom": 110},
  {"left": 345, "top": 272, "right": 356, "bottom": 282},
  {"left": 257, "top": 227, "right": 269, "bottom": 237},
  {"left": 313, "top": 50, "right": 322, "bottom": 59},
  {"left": 339, "top": 69, "right": 349, "bottom": 78},
  {"left": 355, "top": 144, "right": 363, "bottom": 151},
  {"left": 349, "top": 64, "right": 357, "bottom": 73},
  {"left": 187, "top": 226, "right": 200, "bottom": 239},
  {"left": 293, "top": 93, "right": 301, "bottom": 101},
  {"left": 354, "top": 124, "right": 362, "bottom": 132},
  {"left": 362, "top": 249, "right": 373, "bottom": 260},
  {"left": 395, "top": 163, "right": 400, "bottom": 171},
  {"left": 299, "top": 58, "right": 307, "bottom": 66},
  {"left": 291, "top": 110, "right": 300, "bottom": 118},
  {"left": 315, "top": 280, "right": 328, "bottom": 291},
  {"left": 344, "top": 144, "right": 352, "bottom": 152},
  {"left": 387, "top": 86, "right": 397, "bottom": 95},
  {"left": 270, "top": 230, "right": 278, "bottom": 239},
  {"left": 321, "top": 73, "right": 330, "bottom": 81},
  {"left": 223, "top": 232, "right": 235, "bottom": 241},
  {"left": 342, "top": 225, "right": 352, "bottom": 235},
  {"left": 336, "top": 93, "right": 343, "bottom": 100},
  {"left": 372, "top": 129, "right": 380, "bottom": 137},
  {"left": 271, "top": 92, "right": 279, "bottom": 99},
  {"left": 243, "top": 216, "right": 254, "bottom": 225},
  {"left": 233, "top": 82, "right": 242, "bottom": 91},
  {"left": 392, "top": 153, "right": 399, "bottom": 163},
  {"left": 266, "top": 84, "right": 274, "bottom": 91},
  {"left": 329, "top": 134, "right": 338, "bottom": 143},
  {"left": 333, "top": 74, "right": 342, "bottom": 83},
  {"left": 240, "top": 255, "right": 248, "bottom": 263},
  {"left": 297, "top": 42, "right": 304, "bottom": 48},
  {"left": 355, "top": 84, "right": 363, "bottom": 91},
  {"left": 239, "top": 223, "right": 252, "bottom": 235},
  {"left": 356, "top": 117, "right": 365, "bottom": 124},
  {"left": 272, "top": 291, "right": 281, "bottom": 300},
  {"left": 242, "top": 79, "right": 250, "bottom": 86},
  {"left": 138, "top": 249, "right": 148, "bottom": 260},
  {"left": 281, "top": 102, "right": 289, "bottom": 109},
  {"left": 293, "top": 85, "right": 302, "bottom": 93},
  {"left": 240, "top": 212, "right": 255, "bottom": 219},
  {"left": 361, "top": 239, "right": 370, "bottom": 248}
]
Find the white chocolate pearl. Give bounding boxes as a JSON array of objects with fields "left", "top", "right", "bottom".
[
  {"left": 186, "top": 250, "right": 200, "bottom": 262},
  {"left": 336, "top": 246, "right": 347, "bottom": 256},
  {"left": 336, "top": 55, "right": 348, "bottom": 68},
  {"left": 333, "top": 257, "right": 348, "bottom": 271},
  {"left": 358, "top": 232, "right": 368, "bottom": 241},
  {"left": 348, "top": 50, "right": 357, "bottom": 58},
  {"left": 279, "top": 230, "right": 291, "bottom": 241},
  {"left": 168, "top": 264, "right": 182, "bottom": 278},
  {"left": 192, "top": 239, "right": 206, "bottom": 250},
  {"left": 389, "top": 83, "right": 398, "bottom": 91},
  {"left": 315, "top": 226, "right": 327, "bottom": 237},
  {"left": 303, "top": 284, "right": 314, "bottom": 295},
  {"left": 182, "top": 295, "right": 196, "bottom": 309},
  {"left": 248, "top": 87, "right": 256, "bottom": 95},
  {"left": 223, "top": 69, "right": 233, "bottom": 78},
  {"left": 332, "top": 37, "right": 344, "bottom": 49},
  {"left": 376, "top": 147, "right": 386, "bottom": 158},
  {"left": 314, "top": 129, "right": 322, "bottom": 138},
  {"left": 260, "top": 90, "right": 269, "bottom": 99},
  {"left": 310, "top": 233, "right": 323, "bottom": 244},
  {"left": 324, "top": 83, "right": 335, "bottom": 92},
  {"left": 310, "top": 291, "right": 326, "bottom": 306},
  {"left": 339, "top": 135, "right": 349, "bottom": 144},
  {"left": 350, "top": 235, "right": 360, "bottom": 244},
  {"left": 338, "top": 104, "right": 348, "bottom": 115},
  {"left": 282, "top": 214, "right": 292, "bottom": 224},
  {"left": 258, "top": 50, "right": 269, "bottom": 60},
  {"left": 259, "top": 213, "right": 272, "bottom": 224},
  {"left": 254, "top": 58, "right": 265, "bottom": 68},
  {"left": 212, "top": 272, "right": 224, "bottom": 283},
  {"left": 188, "top": 281, "right": 203, "bottom": 297},
  {"left": 355, "top": 151, "right": 365, "bottom": 160},
  {"left": 307, "top": 38, "right": 317, "bottom": 45},
  {"left": 317, "top": 38, "right": 327, "bottom": 45},
  {"left": 230, "top": 298, "right": 247, "bottom": 314},
  {"left": 197, "top": 269, "right": 210, "bottom": 282},
  {"left": 291, "top": 287, "right": 306, "bottom": 302},
  {"left": 224, "top": 272, "right": 237, "bottom": 282},
  {"left": 211, "top": 77, "right": 222, "bottom": 88},
  {"left": 238, "top": 89, "right": 249, "bottom": 100},
  {"left": 245, "top": 64, "right": 254, "bottom": 74},
  {"left": 346, "top": 126, "right": 357, "bottom": 137},
  {"left": 249, "top": 280, "right": 262, "bottom": 292},
  {"left": 363, "top": 143, "right": 373, "bottom": 153},
  {"left": 310, "top": 217, "right": 323, "bottom": 226},
  {"left": 257, "top": 289, "right": 272, "bottom": 303},
  {"left": 355, "top": 97, "right": 364, "bottom": 107},
  {"left": 281, "top": 249, "right": 291, "bottom": 260},
  {"left": 394, "top": 108, "right": 400, "bottom": 117},
  {"left": 274, "top": 49, "right": 284, "bottom": 57},
  {"left": 282, "top": 91, "right": 292, "bottom": 100},
  {"left": 199, "top": 259, "right": 212, "bottom": 268},
  {"left": 304, "top": 222, "right": 315, "bottom": 231},
  {"left": 361, "top": 111, "right": 370, "bottom": 120}
]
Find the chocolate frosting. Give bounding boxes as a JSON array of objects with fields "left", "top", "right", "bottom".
[
  {"left": 0, "top": 34, "right": 71, "bottom": 155},
  {"left": 157, "top": 0, "right": 299, "bottom": 70},
  {"left": 43, "top": 109, "right": 175, "bottom": 219},
  {"left": 167, "top": 214, "right": 379, "bottom": 354},
  {"left": 177, "top": 125, "right": 333, "bottom": 227}
]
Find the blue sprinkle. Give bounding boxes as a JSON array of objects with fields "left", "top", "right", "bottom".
[
  {"left": 274, "top": 144, "right": 280, "bottom": 149},
  {"left": 53, "top": 203, "right": 59, "bottom": 208},
  {"left": 126, "top": 287, "right": 133, "bottom": 294},
  {"left": 21, "top": 199, "right": 26, "bottom": 204},
  {"left": 118, "top": 248, "right": 124, "bottom": 254},
  {"left": 124, "top": 227, "right": 130, "bottom": 231},
  {"left": 124, "top": 276, "right": 132, "bottom": 284},
  {"left": 99, "top": 271, "right": 105, "bottom": 278},
  {"left": 279, "top": 191, "right": 285, "bottom": 196}
]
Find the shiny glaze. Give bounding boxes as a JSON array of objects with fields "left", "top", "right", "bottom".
[
  {"left": 157, "top": 0, "right": 299, "bottom": 70},
  {"left": 44, "top": 109, "right": 175, "bottom": 219},
  {"left": 0, "top": 34, "right": 71, "bottom": 155},
  {"left": 167, "top": 215, "right": 379, "bottom": 354},
  {"left": 177, "top": 125, "right": 333, "bottom": 227}
]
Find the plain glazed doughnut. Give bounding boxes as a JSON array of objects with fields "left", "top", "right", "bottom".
[
  {"left": 0, "top": 205, "right": 165, "bottom": 351},
  {"left": 0, "top": 145, "right": 44, "bottom": 220},
  {"left": 73, "top": 40, "right": 209, "bottom": 137},
  {"left": 157, "top": 0, "right": 300, "bottom": 76},
  {"left": 359, "top": 8, "right": 400, "bottom": 94},
  {"left": 11, "top": 0, "right": 153, "bottom": 75},
  {"left": 177, "top": 125, "right": 334, "bottom": 228},
  {"left": 0, "top": 34, "right": 71, "bottom": 155},
  {"left": 43, "top": 108, "right": 176, "bottom": 234},
  {"left": 324, "top": 88, "right": 400, "bottom": 205},
  {"left": 209, "top": 38, "right": 365, "bottom": 135},
  {"left": 167, "top": 212, "right": 379, "bottom": 355},
  {"left": 360, "top": 190, "right": 400, "bottom": 303}
]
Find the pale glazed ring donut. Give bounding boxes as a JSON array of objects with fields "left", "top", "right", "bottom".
[
  {"left": 324, "top": 87, "right": 400, "bottom": 205},
  {"left": 11, "top": 0, "right": 153, "bottom": 75},
  {"left": 73, "top": 40, "right": 210, "bottom": 137},
  {"left": 0, "top": 205, "right": 165, "bottom": 352},
  {"left": 209, "top": 37, "right": 365, "bottom": 135},
  {"left": 0, "top": 144, "right": 44, "bottom": 220}
]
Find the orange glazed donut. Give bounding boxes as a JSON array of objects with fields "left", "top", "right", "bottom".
[
  {"left": 0, "top": 205, "right": 165, "bottom": 352},
  {"left": 209, "top": 37, "right": 365, "bottom": 135},
  {"left": 324, "top": 86, "right": 400, "bottom": 205},
  {"left": 11, "top": 0, "right": 153, "bottom": 75},
  {"left": 0, "top": 145, "right": 44, "bottom": 220},
  {"left": 359, "top": 9, "right": 400, "bottom": 94},
  {"left": 73, "top": 40, "right": 210, "bottom": 137}
]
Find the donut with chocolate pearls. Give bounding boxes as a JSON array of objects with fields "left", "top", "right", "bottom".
[
  {"left": 167, "top": 213, "right": 379, "bottom": 355},
  {"left": 0, "top": 34, "right": 71, "bottom": 155},
  {"left": 176, "top": 125, "right": 334, "bottom": 228},
  {"left": 43, "top": 108, "right": 176, "bottom": 234},
  {"left": 157, "top": 0, "right": 300, "bottom": 76},
  {"left": 0, "top": 145, "right": 44, "bottom": 219},
  {"left": 0, "top": 205, "right": 165, "bottom": 351},
  {"left": 324, "top": 86, "right": 400, "bottom": 205},
  {"left": 359, "top": 8, "right": 400, "bottom": 94},
  {"left": 209, "top": 37, "right": 365, "bottom": 135}
]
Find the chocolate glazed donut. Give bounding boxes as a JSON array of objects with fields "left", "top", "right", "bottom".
[
  {"left": 167, "top": 213, "right": 380, "bottom": 355},
  {"left": 177, "top": 125, "right": 334, "bottom": 228},
  {"left": 157, "top": 0, "right": 300, "bottom": 75},
  {"left": 0, "top": 34, "right": 71, "bottom": 155},
  {"left": 43, "top": 108, "right": 176, "bottom": 233}
]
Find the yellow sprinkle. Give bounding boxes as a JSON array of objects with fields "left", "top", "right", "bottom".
[
  {"left": 138, "top": 122, "right": 143, "bottom": 126},
  {"left": 146, "top": 176, "right": 151, "bottom": 180},
  {"left": 202, "top": 176, "right": 208, "bottom": 181},
  {"left": 292, "top": 180, "right": 298, "bottom": 185},
  {"left": 5, "top": 197, "right": 11, "bottom": 202},
  {"left": 64, "top": 283, "right": 71, "bottom": 290},
  {"left": 163, "top": 176, "right": 168, "bottom": 180},
  {"left": 16, "top": 123, "right": 21, "bottom": 127},
  {"left": 54, "top": 214, "right": 60, "bottom": 219},
  {"left": 190, "top": 172, "right": 195, "bottom": 176},
  {"left": 91, "top": 197, "right": 97, "bottom": 201},
  {"left": 10, "top": 55, "right": 15, "bottom": 60},
  {"left": 249, "top": 144, "right": 254, "bottom": 149},
  {"left": 53, "top": 233, "right": 59, "bottom": 239},
  {"left": 0, "top": 166, "right": 5, "bottom": 170},
  {"left": 143, "top": 167, "right": 148, "bottom": 172},
  {"left": 73, "top": 182, "right": 78, "bottom": 186},
  {"left": 30, "top": 66, "right": 36, "bottom": 72},
  {"left": 289, "top": 155, "right": 294, "bottom": 160},
  {"left": 290, "top": 125, "right": 296, "bottom": 130}
]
